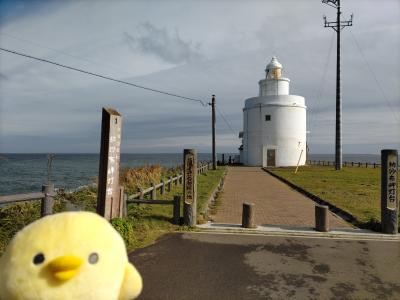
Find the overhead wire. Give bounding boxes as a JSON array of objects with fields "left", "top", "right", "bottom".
[
  {"left": 1, "top": 32, "right": 125, "bottom": 75},
  {"left": 0, "top": 47, "right": 207, "bottom": 106},
  {"left": 309, "top": 31, "right": 335, "bottom": 134},
  {"left": 216, "top": 105, "right": 237, "bottom": 136},
  {"left": 349, "top": 29, "right": 400, "bottom": 123}
]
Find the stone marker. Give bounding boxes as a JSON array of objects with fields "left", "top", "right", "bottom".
[
  {"left": 183, "top": 149, "right": 197, "bottom": 227},
  {"left": 381, "top": 149, "right": 398, "bottom": 234},
  {"left": 97, "top": 107, "right": 122, "bottom": 221}
]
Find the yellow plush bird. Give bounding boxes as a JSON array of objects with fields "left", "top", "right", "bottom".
[{"left": 0, "top": 211, "right": 142, "bottom": 300}]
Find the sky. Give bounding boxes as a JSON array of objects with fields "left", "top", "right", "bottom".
[{"left": 0, "top": 0, "right": 399, "bottom": 154}]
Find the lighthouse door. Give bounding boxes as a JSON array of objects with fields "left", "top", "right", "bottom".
[
  {"left": 262, "top": 146, "right": 276, "bottom": 167},
  {"left": 266, "top": 149, "right": 276, "bottom": 167}
]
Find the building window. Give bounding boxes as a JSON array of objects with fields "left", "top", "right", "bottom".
[{"left": 265, "top": 115, "right": 271, "bottom": 121}]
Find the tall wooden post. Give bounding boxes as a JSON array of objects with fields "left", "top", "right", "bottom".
[
  {"left": 97, "top": 107, "right": 122, "bottom": 221},
  {"left": 381, "top": 149, "right": 398, "bottom": 234},
  {"left": 183, "top": 149, "right": 197, "bottom": 226},
  {"left": 211, "top": 95, "right": 216, "bottom": 170}
]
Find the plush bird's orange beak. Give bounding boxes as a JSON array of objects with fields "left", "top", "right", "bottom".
[{"left": 48, "top": 256, "right": 83, "bottom": 281}]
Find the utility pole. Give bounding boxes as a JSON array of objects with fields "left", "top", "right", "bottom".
[
  {"left": 322, "top": 0, "right": 353, "bottom": 170},
  {"left": 210, "top": 95, "right": 216, "bottom": 170}
]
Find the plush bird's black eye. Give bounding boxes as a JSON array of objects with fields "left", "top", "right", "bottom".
[
  {"left": 88, "top": 252, "right": 99, "bottom": 264},
  {"left": 33, "top": 253, "right": 45, "bottom": 265}
]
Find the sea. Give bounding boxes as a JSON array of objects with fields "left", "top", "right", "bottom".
[{"left": 0, "top": 153, "right": 380, "bottom": 195}]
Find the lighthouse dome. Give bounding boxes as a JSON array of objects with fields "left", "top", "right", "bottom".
[{"left": 265, "top": 56, "right": 282, "bottom": 71}]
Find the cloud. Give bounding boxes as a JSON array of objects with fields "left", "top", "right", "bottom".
[
  {"left": 124, "top": 22, "right": 202, "bottom": 64},
  {"left": 0, "top": 0, "right": 399, "bottom": 154}
]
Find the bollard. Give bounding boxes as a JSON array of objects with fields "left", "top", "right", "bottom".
[
  {"left": 173, "top": 195, "right": 181, "bottom": 225},
  {"left": 151, "top": 182, "right": 156, "bottom": 200},
  {"left": 315, "top": 205, "right": 330, "bottom": 232},
  {"left": 381, "top": 149, "right": 398, "bottom": 234},
  {"left": 161, "top": 179, "right": 165, "bottom": 195},
  {"left": 242, "top": 203, "right": 256, "bottom": 228},
  {"left": 41, "top": 183, "right": 54, "bottom": 217}
]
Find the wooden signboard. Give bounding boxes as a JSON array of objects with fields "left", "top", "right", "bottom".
[
  {"left": 183, "top": 149, "right": 197, "bottom": 226},
  {"left": 97, "top": 107, "right": 122, "bottom": 220}
]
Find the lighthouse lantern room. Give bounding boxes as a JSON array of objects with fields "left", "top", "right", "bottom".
[{"left": 240, "top": 57, "right": 307, "bottom": 167}]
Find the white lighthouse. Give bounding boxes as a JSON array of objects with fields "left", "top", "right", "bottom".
[{"left": 240, "top": 57, "right": 307, "bottom": 167}]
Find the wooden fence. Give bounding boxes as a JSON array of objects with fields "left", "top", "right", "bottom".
[
  {"left": 0, "top": 184, "right": 55, "bottom": 217},
  {"left": 126, "top": 161, "right": 211, "bottom": 200},
  {"left": 307, "top": 160, "right": 381, "bottom": 168},
  {"left": 0, "top": 161, "right": 212, "bottom": 222}
]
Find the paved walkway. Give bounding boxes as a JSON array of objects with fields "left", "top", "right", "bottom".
[
  {"left": 212, "top": 167, "right": 350, "bottom": 228},
  {"left": 130, "top": 232, "right": 400, "bottom": 300}
]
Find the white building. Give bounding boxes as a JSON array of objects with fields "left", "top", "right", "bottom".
[{"left": 240, "top": 57, "right": 307, "bottom": 167}]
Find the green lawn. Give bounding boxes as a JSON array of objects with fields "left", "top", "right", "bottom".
[
  {"left": 0, "top": 167, "right": 226, "bottom": 255},
  {"left": 269, "top": 165, "right": 399, "bottom": 230}
]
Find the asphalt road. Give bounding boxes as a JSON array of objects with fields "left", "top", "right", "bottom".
[{"left": 129, "top": 232, "right": 400, "bottom": 300}]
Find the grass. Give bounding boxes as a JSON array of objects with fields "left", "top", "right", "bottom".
[
  {"left": 269, "top": 165, "right": 399, "bottom": 230},
  {"left": 0, "top": 166, "right": 226, "bottom": 255}
]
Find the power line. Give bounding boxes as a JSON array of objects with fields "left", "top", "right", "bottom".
[
  {"left": 349, "top": 29, "right": 400, "bottom": 123},
  {"left": 0, "top": 47, "right": 207, "bottom": 106},
  {"left": 1, "top": 32, "right": 125, "bottom": 75},
  {"left": 216, "top": 106, "right": 237, "bottom": 136},
  {"left": 309, "top": 31, "right": 335, "bottom": 134}
]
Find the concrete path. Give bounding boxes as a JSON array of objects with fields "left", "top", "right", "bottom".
[
  {"left": 212, "top": 167, "right": 350, "bottom": 228},
  {"left": 130, "top": 232, "right": 400, "bottom": 300}
]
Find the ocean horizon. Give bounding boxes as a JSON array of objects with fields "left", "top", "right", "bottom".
[{"left": 1, "top": 153, "right": 381, "bottom": 195}]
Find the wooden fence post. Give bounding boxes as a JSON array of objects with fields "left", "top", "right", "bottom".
[
  {"left": 381, "top": 149, "right": 398, "bottom": 234},
  {"left": 116, "top": 186, "right": 124, "bottom": 218},
  {"left": 138, "top": 187, "right": 144, "bottom": 199},
  {"left": 168, "top": 176, "right": 172, "bottom": 192},
  {"left": 151, "top": 182, "right": 156, "bottom": 200},
  {"left": 97, "top": 107, "right": 122, "bottom": 221},
  {"left": 123, "top": 193, "right": 128, "bottom": 217},
  {"left": 173, "top": 195, "right": 181, "bottom": 225},
  {"left": 41, "top": 183, "right": 54, "bottom": 217},
  {"left": 161, "top": 179, "right": 166, "bottom": 195},
  {"left": 183, "top": 149, "right": 197, "bottom": 227}
]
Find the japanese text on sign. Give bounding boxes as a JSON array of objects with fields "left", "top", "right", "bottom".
[
  {"left": 185, "top": 155, "right": 194, "bottom": 204},
  {"left": 387, "top": 154, "right": 397, "bottom": 210}
]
